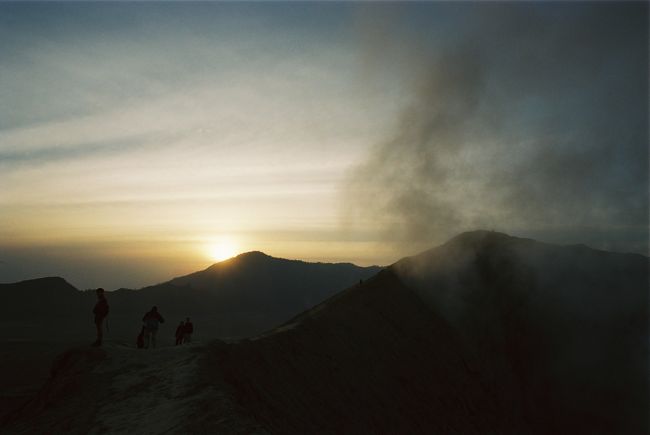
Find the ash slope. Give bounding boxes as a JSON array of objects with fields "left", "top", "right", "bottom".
[
  {"left": 4, "top": 231, "right": 647, "bottom": 434},
  {"left": 207, "top": 231, "right": 648, "bottom": 434}
]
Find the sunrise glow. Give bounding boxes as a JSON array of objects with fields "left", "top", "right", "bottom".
[{"left": 207, "top": 239, "right": 238, "bottom": 263}]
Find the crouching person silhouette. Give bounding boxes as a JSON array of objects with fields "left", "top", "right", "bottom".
[
  {"left": 136, "top": 326, "right": 145, "bottom": 349},
  {"left": 183, "top": 317, "right": 194, "bottom": 343},
  {"left": 142, "top": 306, "right": 165, "bottom": 349},
  {"left": 175, "top": 321, "right": 185, "bottom": 346},
  {"left": 92, "top": 288, "right": 109, "bottom": 347}
]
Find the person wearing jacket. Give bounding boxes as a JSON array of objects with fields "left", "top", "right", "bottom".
[
  {"left": 142, "top": 306, "right": 165, "bottom": 349},
  {"left": 92, "top": 288, "right": 109, "bottom": 347}
]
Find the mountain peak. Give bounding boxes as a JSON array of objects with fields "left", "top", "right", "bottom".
[
  {"left": 235, "top": 251, "right": 271, "bottom": 260},
  {"left": 205, "top": 251, "right": 272, "bottom": 269},
  {"left": 20, "top": 276, "right": 68, "bottom": 284},
  {"left": 445, "top": 230, "right": 525, "bottom": 247},
  {"left": 400, "top": 230, "right": 527, "bottom": 264}
]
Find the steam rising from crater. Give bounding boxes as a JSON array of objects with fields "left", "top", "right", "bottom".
[{"left": 343, "top": 3, "right": 648, "bottom": 254}]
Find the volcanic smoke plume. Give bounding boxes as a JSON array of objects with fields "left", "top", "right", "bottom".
[{"left": 343, "top": 2, "right": 648, "bottom": 254}]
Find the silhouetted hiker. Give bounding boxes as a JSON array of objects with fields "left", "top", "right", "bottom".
[
  {"left": 175, "top": 321, "right": 185, "bottom": 346},
  {"left": 92, "top": 288, "right": 109, "bottom": 347},
  {"left": 183, "top": 317, "right": 194, "bottom": 343},
  {"left": 136, "top": 326, "right": 145, "bottom": 349},
  {"left": 142, "top": 306, "right": 165, "bottom": 349}
]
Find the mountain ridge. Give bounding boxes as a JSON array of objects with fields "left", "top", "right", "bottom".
[
  {"left": 0, "top": 276, "right": 78, "bottom": 292},
  {"left": 0, "top": 252, "right": 382, "bottom": 341}
]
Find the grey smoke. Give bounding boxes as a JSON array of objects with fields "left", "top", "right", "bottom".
[{"left": 343, "top": 3, "right": 648, "bottom": 254}]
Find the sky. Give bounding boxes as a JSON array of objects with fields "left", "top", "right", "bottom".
[{"left": 1, "top": 2, "right": 648, "bottom": 290}]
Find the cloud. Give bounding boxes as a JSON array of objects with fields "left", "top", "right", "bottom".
[{"left": 342, "top": 3, "right": 648, "bottom": 254}]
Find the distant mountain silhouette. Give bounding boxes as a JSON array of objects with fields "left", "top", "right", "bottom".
[
  {"left": 2, "top": 232, "right": 647, "bottom": 434},
  {"left": 0, "top": 277, "right": 89, "bottom": 341},
  {"left": 0, "top": 276, "right": 79, "bottom": 310},
  {"left": 0, "top": 253, "right": 381, "bottom": 341}
]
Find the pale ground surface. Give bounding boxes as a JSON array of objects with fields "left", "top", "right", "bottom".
[
  {"left": 52, "top": 342, "right": 266, "bottom": 435},
  {"left": 90, "top": 343, "right": 203, "bottom": 434}
]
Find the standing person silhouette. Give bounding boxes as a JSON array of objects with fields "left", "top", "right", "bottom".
[
  {"left": 92, "top": 288, "right": 109, "bottom": 347},
  {"left": 142, "top": 306, "right": 165, "bottom": 349}
]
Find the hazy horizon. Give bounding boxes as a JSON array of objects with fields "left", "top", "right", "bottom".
[{"left": 1, "top": 2, "right": 647, "bottom": 289}]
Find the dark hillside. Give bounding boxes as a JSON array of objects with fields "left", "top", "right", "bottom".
[
  {"left": 207, "top": 269, "right": 525, "bottom": 434},
  {"left": 111, "top": 252, "right": 381, "bottom": 339},
  {"left": 201, "top": 231, "right": 648, "bottom": 434},
  {"left": 395, "top": 231, "right": 648, "bottom": 433}
]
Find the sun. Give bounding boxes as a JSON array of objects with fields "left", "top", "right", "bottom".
[{"left": 207, "top": 239, "right": 238, "bottom": 262}]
